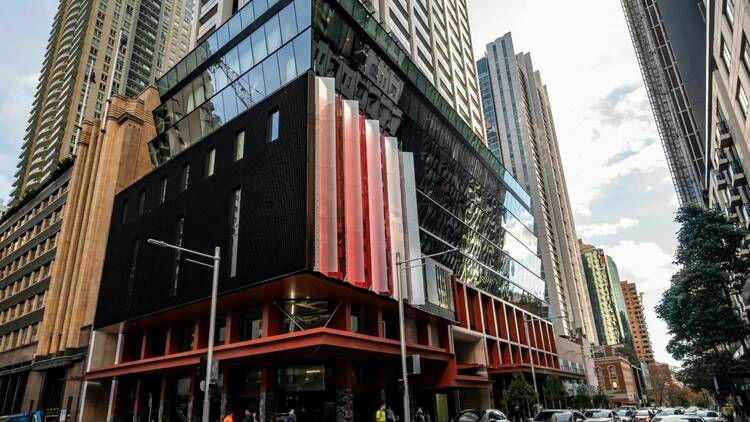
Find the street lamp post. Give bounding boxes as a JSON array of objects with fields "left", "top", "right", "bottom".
[
  {"left": 395, "top": 248, "right": 458, "bottom": 422},
  {"left": 148, "top": 239, "right": 220, "bottom": 422},
  {"left": 523, "top": 315, "right": 541, "bottom": 412}
]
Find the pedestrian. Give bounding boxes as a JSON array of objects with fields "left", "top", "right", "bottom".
[
  {"left": 386, "top": 406, "right": 397, "bottom": 422},
  {"left": 223, "top": 410, "right": 234, "bottom": 422},
  {"left": 375, "top": 404, "right": 387, "bottom": 422},
  {"left": 250, "top": 412, "right": 258, "bottom": 422},
  {"left": 288, "top": 409, "right": 297, "bottom": 422},
  {"left": 723, "top": 404, "right": 734, "bottom": 422},
  {"left": 242, "top": 410, "right": 251, "bottom": 422},
  {"left": 415, "top": 407, "right": 430, "bottom": 422}
]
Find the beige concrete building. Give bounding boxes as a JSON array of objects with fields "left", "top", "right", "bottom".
[
  {"left": 12, "top": 0, "right": 194, "bottom": 199},
  {"left": 477, "top": 33, "right": 598, "bottom": 345},
  {"left": 190, "top": 0, "right": 486, "bottom": 140},
  {"left": 0, "top": 88, "right": 158, "bottom": 418},
  {"left": 620, "top": 281, "right": 655, "bottom": 363},
  {"left": 0, "top": 166, "right": 71, "bottom": 415}
]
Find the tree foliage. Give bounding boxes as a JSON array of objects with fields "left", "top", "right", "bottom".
[
  {"left": 506, "top": 373, "right": 538, "bottom": 417},
  {"left": 543, "top": 376, "right": 566, "bottom": 408},
  {"left": 655, "top": 205, "right": 750, "bottom": 391},
  {"left": 569, "top": 385, "right": 592, "bottom": 410}
]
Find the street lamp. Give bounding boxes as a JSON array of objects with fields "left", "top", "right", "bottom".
[
  {"left": 522, "top": 315, "right": 541, "bottom": 412},
  {"left": 147, "top": 239, "right": 220, "bottom": 422},
  {"left": 395, "top": 247, "right": 458, "bottom": 422}
]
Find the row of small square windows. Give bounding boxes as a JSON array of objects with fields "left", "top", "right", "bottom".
[{"left": 122, "top": 109, "right": 279, "bottom": 224}]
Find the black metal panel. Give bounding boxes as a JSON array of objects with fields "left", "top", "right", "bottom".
[{"left": 94, "top": 75, "right": 310, "bottom": 328}]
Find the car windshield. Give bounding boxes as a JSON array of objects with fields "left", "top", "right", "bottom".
[
  {"left": 456, "top": 410, "right": 482, "bottom": 422},
  {"left": 697, "top": 412, "right": 718, "bottom": 418},
  {"left": 616, "top": 411, "right": 631, "bottom": 416},
  {"left": 636, "top": 411, "right": 651, "bottom": 416},
  {"left": 658, "top": 410, "right": 677, "bottom": 416},
  {"left": 586, "top": 411, "right": 611, "bottom": 418}
]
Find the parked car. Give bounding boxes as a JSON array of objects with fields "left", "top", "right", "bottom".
[
  {"left": 696, "top": 410, "right": 725, "bottom": 422},
  {"left": 615, "top": 409, "right": 636, "bottom": 422},
  {"left": 684, "top": 408, "right": 699, "bottom": 415},
  {"left": 453, "top": 409, "right": 509, "bottom": 422},
  {"left": 651, "top": 414, "right": 704, "bottom": 422},
  {"left": 634, "top": 409, "right": 654, "bottom": 422},
  {"left": 584, "top": 409, "right": 618, "bottom": 422},
  {"left": 531, "top": 410, "right": 587, "bottom": 422},
  {"left": 656, "top": 409, "right": 685, "bottom": 417}
]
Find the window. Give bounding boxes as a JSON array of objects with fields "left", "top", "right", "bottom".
[
  {"left": 205, "top": 147, "right": 216, "bottom": 177},
  {"left": 215, "top": 315, "right": 227, "bottom": 345},
  {"left": 121, "top": 199, "right": 129, "bottom": 224},
  {"left": 229, "top": 188, "right": 241, "bottom": 277},
  {"left": 159, "top": 177, "right": 167, "bottom": 203},
  {"left": 181, "top": 163, "right": 190, "bottom": 190},
  {"left": 281, "top": 300, "right": 330, "bottom": 333},
  {"left": 171, "top": 216, "right": 185, "bottom": 295},
  {"left": 350, "top": 304, "right": 368, "bottom": 334},
  {"left": 241, "top": 306, "right": 263, "bottom": 340},
  {"left": 234, "top": 130, "right": 245, "bottom": 161},
  {"left": 722, "top": 36, "right": 732, "bottom": 69},
  {"left": 138, "top": 189, "right": 146, "bottom": 215},
  {"left": 725, "top": 0, "right": 735, "bottom": 29},
  {"left": 742, "top": 35, "right": 750, "bottom": 75},
  {"left": 268, "top": 109, "right": 279, "bottom": 142},
  {"left": 737, "top": 83, "right": 749, "bottom": 118},
  {"left": 608, "top": 365, "right": 618, "bottom": 389}
]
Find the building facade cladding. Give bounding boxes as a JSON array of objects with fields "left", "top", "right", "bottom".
[
  {"left": 79, "top": 0, "right": 581, "bottom": 419},
  {"left": 706, "top": 0, "right": 750, "bottom": 317},
  {"left": 12, "top": 0, "right": 194, "bottom": 199},
  {"left": 579, "top": 242, "right": 632, "bottom": 347},
  {"left": 0, "top": 169, "right": 71, "bottom": 415},
  {"left": 620, "top": 281, "right": 655, "bottom": 363},
  {"left": 621, "top": 0, "right": 707, "bottom": 207},
  {"left": 477, "top": 33, "right": 598, "bottom": 344},
  {"left": 191, "top": 0, "right": 486, "bottom": 141}
]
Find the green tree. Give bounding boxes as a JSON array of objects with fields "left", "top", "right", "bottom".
[
  {"left": 655, "top": 204, "right": 750, "bottom": 390},
  {"left": 592, "top": 389, "right": 609, "bottom": 408},
  {"left": 543, "top": 376, "right": 567, "bottom": 408},
  {"left": 507, "top": 373, "right": 538, "bottom": 418},
  {"left": 569, "top": 385, "right": 592, "bottom": 410},
  {"left": 616, "top": 346, "right": 640, "bottom": 366}
]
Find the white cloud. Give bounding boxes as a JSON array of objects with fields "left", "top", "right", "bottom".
[
  {"left": 605, "top": 240, "right": 679, "bottom": 365},
  {"left": 578, "top": 217, "right": 639, "bottom": 238}
]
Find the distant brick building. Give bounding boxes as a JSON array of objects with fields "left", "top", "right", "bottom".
[
  {"left": 621, "top": 281, "right": 655, "bottom": 362},
  {"left": 594, "top": 347, "right": 646, "bottom": 406}
]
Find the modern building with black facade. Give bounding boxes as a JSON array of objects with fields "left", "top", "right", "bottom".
[
  {"left": 622, "top": 0, "right": 707, "bottom": 206},
  {"left": 0, "top": 167, "right": 71, "bottom": 415},
  {"left": 82, "top": 0, "right": 579, "bottom": 420}
]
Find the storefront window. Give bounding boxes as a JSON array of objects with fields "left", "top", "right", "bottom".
[{"left": 281, "top": 300, "right": 330, "bottom": 332}]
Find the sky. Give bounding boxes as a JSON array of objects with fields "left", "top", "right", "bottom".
[
  {"left": 468, "top": 0, "right": 680, "bottom": 365},
  {"left": 0, "top": 1, "right": 680, "bottom": 365}
]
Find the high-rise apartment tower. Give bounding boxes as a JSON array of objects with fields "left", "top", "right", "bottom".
[
  {"left": 620, "top": 280, "right": 655, "bottom": 362},
  {"left": 12, "top": 0, "right": 195, "bottom": 199},
  {"left": 622, "top": 0, "right": 707, "bottom": 206},
  {"left": 580, "top": 241, "right": 633, "bottom": 347},
  {"left": 477, "top": 33, "right": 598, "bottom": 343},
  {"left": 191, "top": 0, "right": 487, "bottom": 140}
]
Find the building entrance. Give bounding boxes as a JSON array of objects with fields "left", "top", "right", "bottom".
[{"left": 276, "top": 365, "right": 335, "bottom": 422}]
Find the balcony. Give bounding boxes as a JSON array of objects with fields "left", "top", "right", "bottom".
[
  {"left": 726, "top": 187, "right": 743, "bottom": 207},
  {"left": 716, "top": 149, "right": 730, "bottom": 171},
  {"left": 716, "top": 171, "right": 728, "bottom": 190},
  {"left": 730, "top": 161, "right": 747, "bottom": 187},
  {"left": 717, "top": 120, "right": 734, "bottom": 148}
]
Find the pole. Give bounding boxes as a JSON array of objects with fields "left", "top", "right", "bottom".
[
  {"left": 202, "top": 246, "right": 220, "bottom": 422},
  {"left": 73, "top": 59, "right": 94, "bottom": 156},
  {"left": 101, "top": 30, "right": 124, "bottom": 133},
  {"left": 396, "top": 252, "right": 411, "bottom": 422},
  {"left": 524, "top": 316, "right": 540, "bottom": 412}
]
